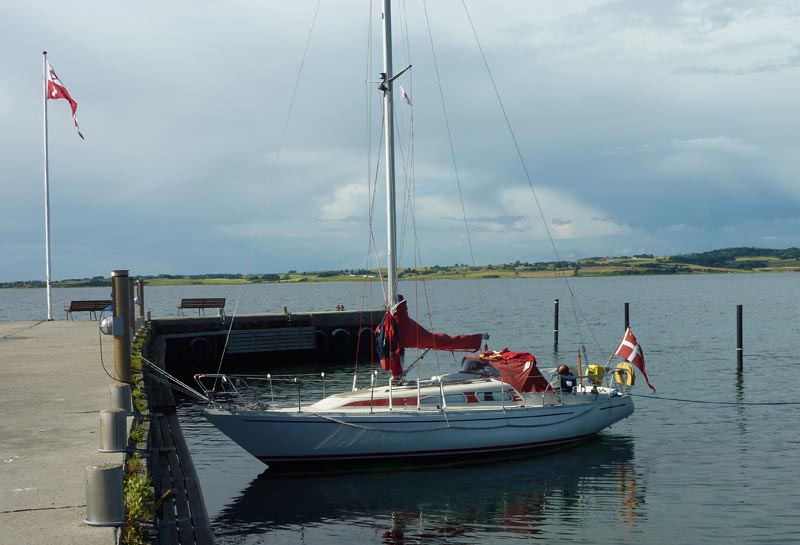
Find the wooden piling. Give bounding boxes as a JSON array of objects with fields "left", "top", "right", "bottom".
[
  {"left": 136, "top": 278, "right": 145, "bottom": 319},
  {"left": 624, "top": 302, "right": 630, "bottom": 330},
  {"left": 127, "top": 278, "right": 135, "bottom": 337},
  {"left": 736, "top": 304, "right": 743, "bottom": 373},
  {"left": 111, "top": 270, "right": 131, "bottom": 383}
]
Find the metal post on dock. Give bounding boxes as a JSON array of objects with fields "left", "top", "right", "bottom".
[
  {"left": 109, "top": 382, "right": 132, "bottom": 414},
  {"left": 136, "top": 278, "right": 144, "bottom": 320},
  {"left": 624, "top": 302, "right": 630, "bottom": 330},
  {"left": 84, "top": 462, "right": 124, "bottom": 527},
  {"left": 553, "top": 299, "right": 559, "bottom": 350},
  {"left": 736, "top": 304, "right": 743, "bottom": 373},
  {"left": 112, "top": 270, "right": 132, "bottom": 384},
  {"left": 98, "top": 409, "right": 127, "bottom": 452}
]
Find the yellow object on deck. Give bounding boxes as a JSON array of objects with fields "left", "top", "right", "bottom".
[{"left": 586, "top": 364, "right": 605, "bottom": 385}]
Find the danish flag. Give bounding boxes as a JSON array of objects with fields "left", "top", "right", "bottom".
[
  {"left": 615, "top": 327, "right": 655, "bottom": 392},
  {"left": 400, "top": 86, "right": 412, "bottom": 107},
  {"left": 46, "top": 60, "right": 84, "bottom": 139}
]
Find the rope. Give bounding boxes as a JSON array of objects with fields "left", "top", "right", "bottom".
[
  {"left": 629, "top": 393, "right": 800, "bottom": 406},
  {"left": 140, "top": 356, "right": 209, "bottom": 401}
]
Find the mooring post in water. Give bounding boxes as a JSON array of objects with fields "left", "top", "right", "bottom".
[
  {"left": 624, "top": 302, "right": 630, "bottom": 330},
  {"left": 737, "top": 304, "right": 743, "bottom": 373},
  {"left": 136, "top": 278, "right": 144, "bottom": 320},
  {"left": 553, "top": 298, "right": 559, "bottom": 350},
  {"left": 112, "top": 270, "right": 132, "bottom": 384}
]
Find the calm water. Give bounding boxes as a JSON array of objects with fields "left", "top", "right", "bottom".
[{"left": 4, "top": 275, "right": 800, "bottom": 543}]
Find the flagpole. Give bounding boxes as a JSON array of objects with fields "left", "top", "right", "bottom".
[{"left": 42, "top": 50, "right": 53, "bottom": 321}]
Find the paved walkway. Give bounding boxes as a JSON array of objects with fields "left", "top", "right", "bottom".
[{"left": 0, "top": 320, "right": 122, "bottom": 545}]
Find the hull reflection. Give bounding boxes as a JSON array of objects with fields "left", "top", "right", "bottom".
[{"left": 213, "top": 436, "right": 645, "bottom": 542}]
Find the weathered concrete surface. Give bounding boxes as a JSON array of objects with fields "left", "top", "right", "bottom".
[{"left": 0, "top": 321, "right": 122, "bottom": 545}]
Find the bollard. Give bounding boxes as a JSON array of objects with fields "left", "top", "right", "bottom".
[
  {"left": 736, "top": 304, "right": 743, "bottom": 373},
  {"left": 553, "top": 299, "right": 559, "bottom": 351},
  {"left": 98, "top": 409, "right": 127, "bottom": 453},
  {"left": 85, "top": 462, "right": 124, "bottom": 526},
  {"left": 109, "top": 383, "right": 132, "bottom": 414}
]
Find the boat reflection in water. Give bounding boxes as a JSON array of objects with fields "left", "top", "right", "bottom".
[{"left": 213, "top": 436, "right": 646, "bottom": 544}]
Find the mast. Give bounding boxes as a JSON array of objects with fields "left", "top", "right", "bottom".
[
  {"left": 380, "top": 0, "right": 398, "bottom": 307},
  {"left": 42, "top": 51, "right": 53, "bottom": 321}
]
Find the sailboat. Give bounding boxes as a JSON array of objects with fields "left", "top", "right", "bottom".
[{"left": 196, "top": 1, "right": 635, "bottom": 470}]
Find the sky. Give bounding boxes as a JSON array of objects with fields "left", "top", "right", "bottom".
[{"left": 2, "top": 0, "right": 799, "bottom": 282}]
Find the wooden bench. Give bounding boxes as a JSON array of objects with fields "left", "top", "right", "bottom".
[
  {"left": 177, "top": 297, "right": 226, "bottom": 317},
  {"left": 64, "top": 300, "right": 112, "bottom": 320}
]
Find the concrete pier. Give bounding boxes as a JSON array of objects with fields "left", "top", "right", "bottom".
[{"left": 0, "top": 321, "right": 122, "bottom": 545}]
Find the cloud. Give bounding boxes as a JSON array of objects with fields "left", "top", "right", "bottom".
[
  {"left": 495, "top": 186, "right": 630, "bottom": 240},
  {"left": 319, "top": 183, "right": 369, "bottom": 223},
  {"left": 2, "top": 0, "right": 800, "bottom": 282},
  {"left": 670, "top": 136, "right": 759, "bottom": 155}
]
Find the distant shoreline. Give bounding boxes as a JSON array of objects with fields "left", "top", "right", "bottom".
[{"left": 3, "top": 247, "right": 799, "bottom": 288}]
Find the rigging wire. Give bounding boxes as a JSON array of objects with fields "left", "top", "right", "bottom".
[
  {"left": 395, "top": 0, "right": 416, "bottom": 271},
  {"left": 422, "top": 0, "right": 488, "bottom": 330},
  {"left": 212, "top": 0, "right": 323, "bottom": 380},
  {"left": 396, "top": 0, "right": 443, "bottom": 375},
  {"left": 459, "top": 0, "right": 604, "bottom": 356}
]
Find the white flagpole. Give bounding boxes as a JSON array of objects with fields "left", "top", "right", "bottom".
[{"left": 42, "top": 50, "right": 53, "bottom": 321}]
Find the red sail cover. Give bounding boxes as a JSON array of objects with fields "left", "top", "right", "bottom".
[
  {"left": 376, "top": 297, "right": 483, "bottom": 377},
  {"left": 470, "top": 349, "right": 549, "bottom": 393}
]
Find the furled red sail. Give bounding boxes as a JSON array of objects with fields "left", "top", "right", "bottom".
[
  {"left": 376, "top": 296, "right": 483, "bottom": 377},
  {"left": 470, "top": 349, "right": 549, "bottom": 393}
]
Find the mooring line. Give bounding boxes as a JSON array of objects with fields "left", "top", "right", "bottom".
[{"left": 629, "top": 393, "right": 800, "bottom": 406}]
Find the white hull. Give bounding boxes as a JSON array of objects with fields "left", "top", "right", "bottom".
[{"left": 203, "top": 387, "right": 633, "bottom": 467}]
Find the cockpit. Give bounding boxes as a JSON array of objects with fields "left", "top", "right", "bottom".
[{"left": 460, "top": 358, "right": 501, "bottom": 378}]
